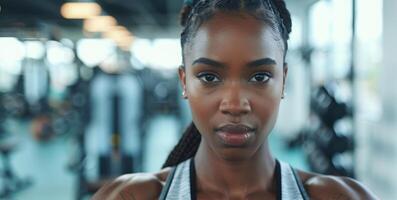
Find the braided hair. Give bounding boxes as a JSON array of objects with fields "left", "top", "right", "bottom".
[{"left": 162, "top": 0, "right": 292, "bottom": 168}]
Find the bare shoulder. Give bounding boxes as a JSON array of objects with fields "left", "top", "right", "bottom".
[
  {"left": 296, "top": 170, "right": 379, "bottom": 200},
  {"left": 91, "top": 168, "right": 172, "bottom": 200}
]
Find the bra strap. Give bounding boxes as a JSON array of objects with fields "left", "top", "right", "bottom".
[
  {"left": 190, "top": 159, "right": 197, "bottom": 200},
  {"left": 159, "top": 166, "right": 177, "bottom": 200},
  {"left": 275, "top": 160, "right": 282, "bottom": 200},
  {"left": 291, "top": 166, "right": 310, "bottom": 200}
]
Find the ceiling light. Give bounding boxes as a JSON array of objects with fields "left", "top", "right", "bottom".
[
  {"left": 76, "top": 39, "right": 116, "bottom": 67},
  {"left": 103, "top": 26, "right": 134, "bottom": 50},
  {"left": 61, "top": 2, "right": 102, "bottom": 19},
  {"left": 83, "top": 16, "right": 117, "bottom": 32},
  {"left": 0, "top": 37, "right": 25, "bottom": 62},
  {"left": 24, "top": 41, "right": 45, "bottom": 59}
]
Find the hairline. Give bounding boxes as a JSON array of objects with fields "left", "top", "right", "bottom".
[{"left": 181, "top": 10, "right": 287, "bottom": 67}]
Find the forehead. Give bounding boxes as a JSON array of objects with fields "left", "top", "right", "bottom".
[{"left": 188, "top": 12, "right": 283, "bottom": 63}]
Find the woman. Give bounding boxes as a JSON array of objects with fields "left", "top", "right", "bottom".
[{"left": 92, "top": 0, "right": 377, "bottom": 199}]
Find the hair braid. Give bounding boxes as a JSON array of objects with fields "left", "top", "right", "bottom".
[
  {"left": 180, "top": 5, "right": 193, "bottom": 26},
  {"left": 272, "top": 0, "right": 292, "bottom": 36},
  {"left": 162, "top": 122, "right": 201, "bottom": 168}
]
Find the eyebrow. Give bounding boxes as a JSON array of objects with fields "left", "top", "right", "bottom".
[
  {"left": 192, "top": 57, "right": 277, "bottom": 68},
  {"left": 192, "top": 57, "right": 226, "bottom": 68},
  {"left": 247, "top": 58, "right": 277, "bottom": 68}
]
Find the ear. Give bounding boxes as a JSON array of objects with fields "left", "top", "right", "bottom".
[
  {"left": 178, "top": 65, "right": 187, "bottom": 96},
  {"left": 282, "top": 63, "right": 288, "bottom": 94}
]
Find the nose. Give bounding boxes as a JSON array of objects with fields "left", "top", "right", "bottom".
[{"left": 219, "top": 82, "right": 251, "bottom": 116}]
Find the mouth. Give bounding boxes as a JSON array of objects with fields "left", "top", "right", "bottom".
[{"left": 214, "top": 124, "right": 256, "bottom": 147}]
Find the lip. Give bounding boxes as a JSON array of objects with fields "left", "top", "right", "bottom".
[{"left": 214, "top": 124, "right": 255, "bottom": 147}]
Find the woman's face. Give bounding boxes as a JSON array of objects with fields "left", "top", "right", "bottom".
[{"left": 179, "top": 12, "right": 288, "bottom": 161}]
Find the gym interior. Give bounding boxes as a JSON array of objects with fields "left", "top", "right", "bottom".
[{"left": 0, "top": 0, "right": 396, "bottom": 199}]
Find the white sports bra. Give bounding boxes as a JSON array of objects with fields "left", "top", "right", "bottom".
[{"left": 159, "top": 158, "right": 310, "bottom": 200}]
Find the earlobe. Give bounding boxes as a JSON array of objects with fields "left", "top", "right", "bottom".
[
  {"left": 182, "top": 90, "right": 188, "bottom": 99},
  {"left": 178, "top": 66, "right": 188, "bottom": 99},
  {"left": 282, "top": 63, "right": 289, "bottom": 99},
  {"left": 178, "top": 65, "right": 187, "bottom": 87},
  {"left": 283, "top": 63, "right": 289, "bottom": 84}
]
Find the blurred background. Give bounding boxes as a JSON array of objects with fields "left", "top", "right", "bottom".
[{"left": 0, "top": 0, "right": 395, "bottom": 199}]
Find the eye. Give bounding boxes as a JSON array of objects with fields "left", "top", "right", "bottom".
[
  {"left": 197, "top": 73, "right": 221, "bottom": 83},
  {"left": 249, "top": 72, "right": 271, "bottom": 83}
]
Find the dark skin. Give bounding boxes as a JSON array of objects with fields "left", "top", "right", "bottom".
[{"left": 92, "top": 12, "right": 378, "bottom": 200}]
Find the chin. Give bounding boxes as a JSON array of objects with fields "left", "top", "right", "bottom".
[{"left": 215, "top": 146, "right": 259, "bottom": 163}]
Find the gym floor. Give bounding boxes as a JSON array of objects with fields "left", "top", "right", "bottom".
[{"left": 3, "top": 116, "right": 308, "bottom": 200}]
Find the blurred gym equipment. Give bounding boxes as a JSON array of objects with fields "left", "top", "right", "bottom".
[
  {"left": 137, "top": 68, "right": 184, "bottom": 170},
  {"left": 68, "top": 63, "right": 143, "bottom": 199},
  {"left": 0, "top": 93, "right": 33, "bottom": 199},
  {"left": 289, "top": 83, "right": 355, "bottom": 177},
  {"left": 65, "top": 66, "right": 94, "bottom": 200}
]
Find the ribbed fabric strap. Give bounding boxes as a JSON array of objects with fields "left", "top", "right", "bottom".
[
  {"left": 159, "top": 159, "right": 191, "bottom": 200},
  {"left": 279, "top": 160, "right": 310, "bottom": 200}
]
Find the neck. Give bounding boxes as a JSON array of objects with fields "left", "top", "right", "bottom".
[{"left": 194, "top": 140, "right": 276, "bottom": 197}]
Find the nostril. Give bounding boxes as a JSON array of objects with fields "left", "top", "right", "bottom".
[
  {"left": 220, "top": 101, "right": 251, "bottom": 116},
  {"left": 219, "top": 86, "right": 251, "bottom": 115}
]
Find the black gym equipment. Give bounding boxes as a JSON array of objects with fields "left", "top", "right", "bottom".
[
  {"left": 289, "top": 83, "right": 355, "bottom": 177},
  {"left": 1, "top": 92, "right": 29, "bottom": 120},
  {"left": 310, "top": 85, "right": 352, "bottom": 128},
  {"left": 0, "top": 93, "right": 32, "bottom": 199},
  {"left": 137, "top": 68, "right": 184, "bottom": 172},
  {"left": 63, "top": 63, "right": 99, "bottom": 200},
  {"left": 66, "top": 63, "right": 186, "bottom": 200},
  {"left": 98, "top": 92, "right": 134, "bottom": 178},
  {"left": 68, "top": 66, "right": 140, "bottom": 200}
]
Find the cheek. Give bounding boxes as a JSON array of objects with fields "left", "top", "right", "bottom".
[
  {"left": 185, "top": 76, "right": 218, "bottom": 132},
  {"left": 251, "top": 89, "right": 282, "bottom": 133}
]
